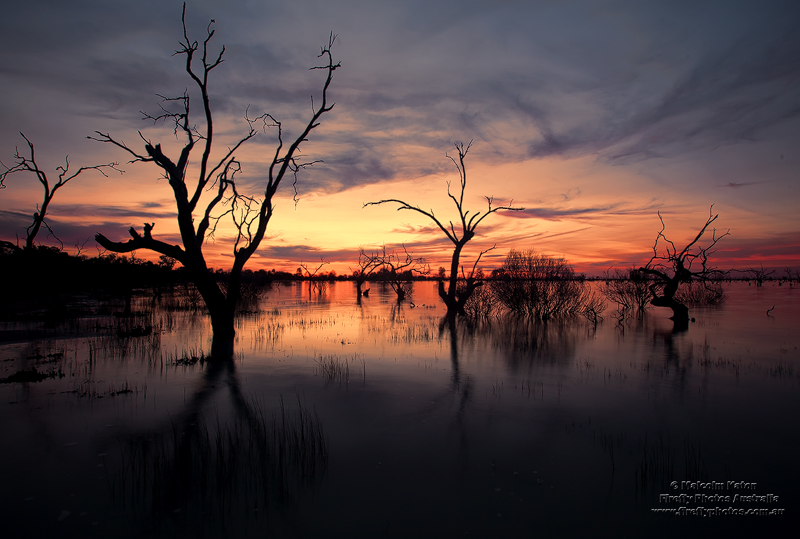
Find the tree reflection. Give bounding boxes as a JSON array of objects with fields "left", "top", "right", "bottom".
[
  {"left": 484, "top": 316, "right": 581, "bottom": 374},
  {"left": 438, "top": 315, "right": 475, "bottom": 472},
  {"left": 110, "top": 354, "right": 327, "bottom": 534}
]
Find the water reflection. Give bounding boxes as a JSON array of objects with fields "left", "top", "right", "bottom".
[
  {"left": 1, "top": 282, "right": 797, "bottom": 537},
  {"left": 111, "top": 357, "right": 327, "bottom": 535}
]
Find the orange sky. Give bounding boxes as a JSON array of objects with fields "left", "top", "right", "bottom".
[{"left": 1, "top": 0, "right": 798, "bottom": 276}]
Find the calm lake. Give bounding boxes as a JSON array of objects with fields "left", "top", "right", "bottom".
[{"left": 1, "top": 281, "right": 798, "bottom": 538}]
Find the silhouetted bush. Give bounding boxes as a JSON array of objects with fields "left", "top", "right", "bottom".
[
  {"left": 488, "top": 249, "right": 604, "bottom": 321},
  {"left": 674, "top": 281, "right": 726, "bottom": 305},
  {"left": 461, "top": 280, "right": 496, "bottom": 319},
  {"left": 601, "top": 268, "right": 653, "bottom": 318}
]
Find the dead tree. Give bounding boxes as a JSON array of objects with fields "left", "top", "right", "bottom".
[
  {"left": 351, "top": 246, "right": 385, "bottom": 298},
  {"left": 638, "top": 206, "right": 729, "bottom": 327},
  {"left": 0, "top": 133, "right": 120, "bottom": 250},
  {"left": 747, "top": 264, "right": 773, "bottom": 287},
  {"left": 365, "top": 141, "right": 522, "bottom": 316},
  {"left": 90, "top": 5, "right": 339, "bottom": 354},
  {"left": 299, "top": 259, "right": 330, "bottom": 295},
  {"left": 377, "top": 245, "right": 429, "bottom": 302}
]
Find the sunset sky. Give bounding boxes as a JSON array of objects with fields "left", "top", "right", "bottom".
[{"left": 1, "top": 0, "right": 798, "bottom": 276}]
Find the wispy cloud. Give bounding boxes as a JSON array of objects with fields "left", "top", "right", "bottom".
[
  {"left": 1, "top": 0, "right": 798, "bottom": 270},
  {"left": 54, "top": 204, "right": 175, "bottom": 219},
  {"left": 718, "top": 181, "right": 764, "bottom": 189}
]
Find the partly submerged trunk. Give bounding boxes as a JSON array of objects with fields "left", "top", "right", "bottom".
[
  {"left": 439, "top": 275, "right": 481, "bottom": 319},
  {"left": 651, "top": 294, "right": 690, "bottom": 323},
  {"left": 210, "top": 330, "right": 235, "bottom": 360},
  {"left": 650, "top": 276, "right": 690, "bottom": 331},
  {"left": 441, "top": 242, "right": 465, "bottom": 310},
  {"left": 192, "top": 269, "right": 236, "bottom": 357}
]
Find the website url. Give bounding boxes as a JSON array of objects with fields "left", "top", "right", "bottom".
[{"left": 651, "top": 507, "right": 785, "bottom": 516}]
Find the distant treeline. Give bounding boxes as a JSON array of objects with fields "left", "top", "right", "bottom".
[
  {"left": 1, "top": 243, "right": 180, "bottom": 301},
  {"left": 2, "top": 242, "right": 787, "bottom": 297}
]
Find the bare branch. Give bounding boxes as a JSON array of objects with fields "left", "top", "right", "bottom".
[
  {"left": 364, "top": 199, "right": 456, "bottom": 244},
  {"left": 467, "top": 244, "right": 496, "bottom": 280},
  {"left": 365, "top": 142, "right": 522, "bottom": 315},
  {"left": 95, "top": 223, "right": 186, "bottom": 263},
  {"left": 299, "top": 258, "right": 329, "bottom": 278},
  {"left": 2, "top": 133, "right": 122, "bottom": 249},
  {"left": 639, "top": 205, "right": 729, "bottom": 323},
  {"left": 88, "top": 131, "right": 154, "bottom": 164},
  {"left": 88, "top": 4, "right": 340, "bottom": 341}
]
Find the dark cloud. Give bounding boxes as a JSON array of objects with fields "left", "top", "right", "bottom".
[
  {"left": 509, "top": 205, "right": 621, "bottom": 221},
  {"left": 712, "top": 232, "right": 800, "bottom": 264},
  {"left": 718, "top": 181, "right": 763, "bottom": 189},
  {"left": 504, "top": 202, "right": 661, "bottom": 221},
  {"left": 4, "top": 1, "right": 800, "bottom": 174},
  {"left": 54, "top": 204, "right": 175, "bottom": 219},
  {"left": 2, "top": 0, "right": 799, "bottom": 264}
]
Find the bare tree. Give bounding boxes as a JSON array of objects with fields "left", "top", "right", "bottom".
[
  {"left": 746, "top": 264, "right": 773, "bottom": 287},
  {"left": 365, "top": 141, "right": 522, "bottom": 316},
  {"left": 0, "top": 133, "right": 120, "bottom": 250},
  {"left": 351, "top": 246, "right": 385, "bottom": 298},
  {"left": 299, "top": 259, "right": 330, "bottom": 295},
  {"left": 377, "top": 244, "right": 429, "bottom": 302},
  {"left": 90, "top": 5, "right": 339, "bottom": 354},
  {"left": 638, "top": 206, "right": 729, "bottom": 327}
]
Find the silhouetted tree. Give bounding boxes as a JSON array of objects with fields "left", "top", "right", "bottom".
[
  {"left": 377, "top": 244, "right": 429, "bottom": 302},
  {"left": 638, "top": 206, "right": 729, "bottom": 328},
  {"left": 351, "top": 246, "right": 385, "bottom": 298},
  {"left": 90, "top": 5, "right": 339, "bottom": 354},
  {"left": 0, "top": 133, "right": 120, "bottom": 250},
  {"left": 365, "top": 141, "right": 521, "bottom": 316},
  {"left": 746, "top": 264, "right": 773, "bottom": 287},
  {"left": 299, "top": 259, "right": 330, "bottom": 295}
]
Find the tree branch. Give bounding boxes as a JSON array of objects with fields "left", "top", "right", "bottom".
[{"left": 95, "top": 223, "right": 186, "bottom": 263}]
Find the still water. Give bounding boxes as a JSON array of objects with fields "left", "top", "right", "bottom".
[{"left": 1, "top": 281, "right": 798, "bottom": 538}]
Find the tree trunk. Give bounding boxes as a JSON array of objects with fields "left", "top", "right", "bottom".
[
  {"left": 651, "top": 295, "right": 689, "bottom": 323},
  {"left": 191, "top": 269, "right": 236, "bottom": 356},
  {"left": 439, "top": 241, "right": 468, "bottom": 315}
]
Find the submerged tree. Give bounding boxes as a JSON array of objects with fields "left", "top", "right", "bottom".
[
  {"left": 376, "top": 244, "right": 429, "bottom": 302},
  {"left": 365, "top": 141, "right": 522, "bottom": 316},
  {"left": 0, "top": 133, "right": 120, "bottom": 250},
  {"left": 601, "top": 267, "right": 653, "bottom": 320},
  {"left": 90, "top": 5, "right": 339, "bottom": 353},
  {"left": 299, "top": 259, "right": 330, "bottom": 295},
  {"left": 638, "top": 206, "right": 729, "bottom": 328},
  {"left": 351, "top": 246, "right": 385, "bottom": 299},
  {"left": 746, "top": 264, "right": 773, "bottom": 287}
]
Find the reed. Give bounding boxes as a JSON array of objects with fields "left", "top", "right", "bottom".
[
  {"left": 109, "top": 394, "right": 328, "bottom": 522},
  {"left": 313, "top": 353, "right": 365, "bottom": 384}
]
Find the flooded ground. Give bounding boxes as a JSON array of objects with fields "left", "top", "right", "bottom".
[{"left": 1, "top": 281, "right": 798, "bottom": 538}]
